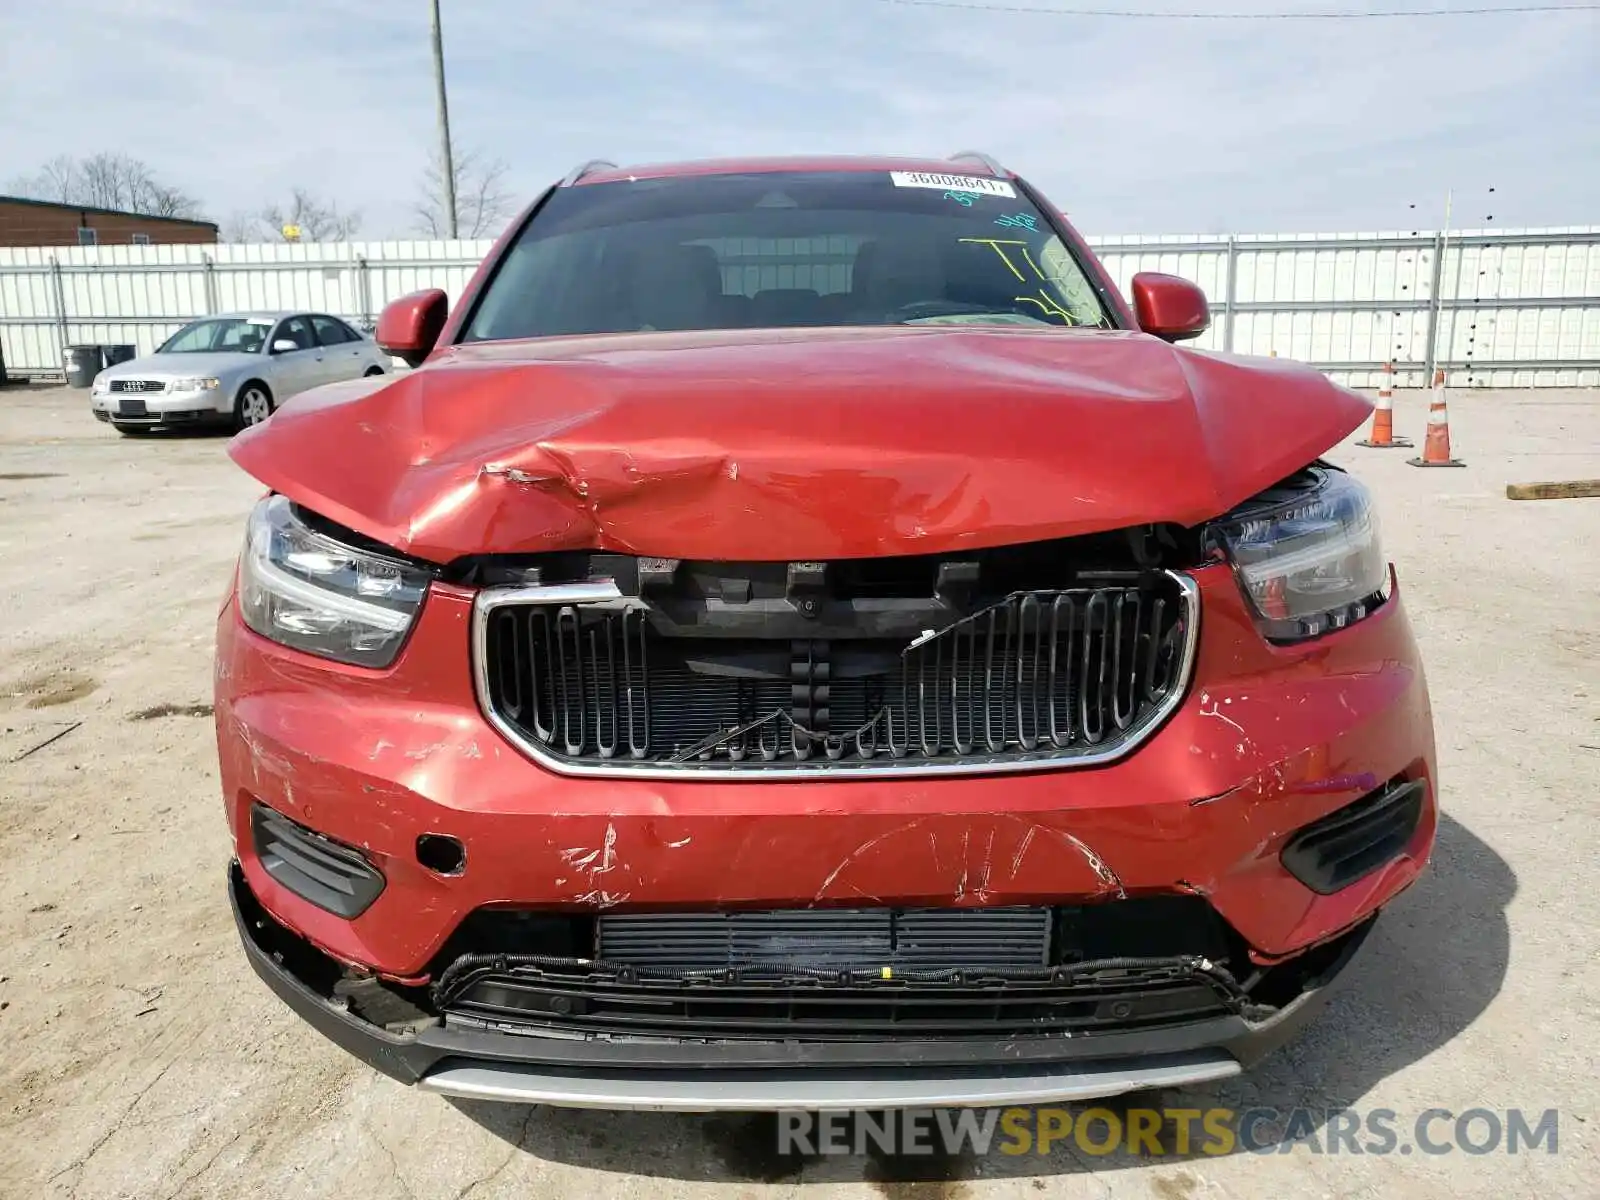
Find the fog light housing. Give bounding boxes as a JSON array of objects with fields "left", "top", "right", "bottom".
[{"left": 250, "top": 803, "right": 385, "bottom": 917}]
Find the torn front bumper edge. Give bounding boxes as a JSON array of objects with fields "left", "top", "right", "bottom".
[{"left": 230, "top": 862, "right": 1371, "bottom": 1111}]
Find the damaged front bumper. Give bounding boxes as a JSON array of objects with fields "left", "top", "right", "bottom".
[
  {"left": 217, "top": 561, "right": 1437, "bottom": 1106},
  {"left": 231, "top": 861, "right": 1373, "bottom": 1110}
]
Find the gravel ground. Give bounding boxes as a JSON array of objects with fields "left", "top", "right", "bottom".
[{"left": 1, "top": 383, "right": 1596, "bottom": 1200}]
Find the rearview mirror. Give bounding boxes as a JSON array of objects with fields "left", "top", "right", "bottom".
[
  {"left": 377, "top": 289, "right": 450, "bottom": 369},
  {"left": 271, "top": 338, "right": 299, "bottom": 354},
  {"left": 1130, "top": 272, "right": 1209, "bottom": 342}
]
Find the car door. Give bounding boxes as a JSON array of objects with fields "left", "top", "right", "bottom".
[
  {"left": 266, "top": 316, "right": 323, "bottom": 399},
  {"left": 310, "top": 314, "right": 372, "bottom": 385}
]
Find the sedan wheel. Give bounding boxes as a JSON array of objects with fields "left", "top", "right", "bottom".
[{"left": 235, "top": 385, "right": 274, "bottom": 429}]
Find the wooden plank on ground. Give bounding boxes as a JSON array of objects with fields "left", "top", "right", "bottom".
[{"left": 1505, "top": 480, "right": 1600, "bottom": 501}]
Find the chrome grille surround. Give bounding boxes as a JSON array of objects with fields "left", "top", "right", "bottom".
[{"left": 472, "top": 571, "right": 1199, "bottom": 781}]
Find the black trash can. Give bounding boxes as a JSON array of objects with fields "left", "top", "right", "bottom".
[
  {"left": 63, "top": 345, "right": 101, "bottom": 389},
  {"left": 103, "top": 344, "right": 137, "bottom": 368}
]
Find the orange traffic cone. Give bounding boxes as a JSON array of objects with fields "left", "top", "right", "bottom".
[
  {"left": 1408, "top": 369, "right": 1465, "bottom": 468},
  {"left": 1358, "top": 362, "right": 1412, "bottom": 448}
]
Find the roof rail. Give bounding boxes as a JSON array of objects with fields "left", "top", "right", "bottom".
[
  {"left": 560, "top": 159, "right": 618, "bottom": 186},
  {"left": 948, "top": 149, "right": 1007, "bottom": 177}
]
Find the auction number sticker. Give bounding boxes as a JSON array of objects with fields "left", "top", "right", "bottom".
[{"left": 890, "top": 171, "right": 1016, "bottom": 198}]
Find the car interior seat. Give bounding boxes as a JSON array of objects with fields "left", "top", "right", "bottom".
[
  {"left": 627, "top": 243, "right": 726, "bottom": 331},
  {"left": 849, "top": 237, "right": 949, "bottom": 320}
]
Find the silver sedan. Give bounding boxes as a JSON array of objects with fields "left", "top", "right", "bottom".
[{"left": 89, "top": 311, "right": 393, "bottom": 435}]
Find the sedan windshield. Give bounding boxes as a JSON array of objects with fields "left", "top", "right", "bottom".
[
  {"left": 464, "top": 170, "right": 1113, "bottom": 342},
  {"left": 158, "top": 317, "right": 273, "bottom": 354}
]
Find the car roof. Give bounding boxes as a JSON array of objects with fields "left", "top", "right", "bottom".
[
  {"left": 203, "top": 310, "right": 360, "bottom": 322},
  {"left": 182, "top": 311, "right": 294, "bottom": 325},
  {"left": 573, "top": 153, "right": 1014, "bottom": 186}
]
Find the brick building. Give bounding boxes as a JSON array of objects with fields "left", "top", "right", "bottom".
[{"left": 0, "top": 195, "right": 217, "bottom": 247}]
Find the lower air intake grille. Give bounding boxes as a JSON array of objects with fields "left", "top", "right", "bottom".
[
  {"left": 436, "top": 957, "right": 1238, "bottom": 1043},
  {"left": 250, "top": 803, "right": 385, "bottom": 918},
  {"left": 598, "top": 907, "right": 1051, "bottom": 972}
]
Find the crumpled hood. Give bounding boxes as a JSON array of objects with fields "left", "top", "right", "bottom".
[{"left": 229, "top": 326, "right": 1371, "bottom": 563}]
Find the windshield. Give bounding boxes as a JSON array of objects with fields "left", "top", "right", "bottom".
[
  {"left": 464, "top": 171, "right": 1114, "bottom": 342},
  {"left": 158, "top": 317, "right": 273, "bottom": 354}
]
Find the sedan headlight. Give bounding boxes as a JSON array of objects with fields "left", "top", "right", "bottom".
[
  {"left": 170, "top": 376, "right": 220, "bottom": 393},
  {"left": 239, "top": 495, "right": 431, "bottom": 667},
  {"left": 1208, "top": 466, "right": 1388, "bottom": 643},
  {"left": 92, "top": 376, "right": 111, "bottom": 396}
]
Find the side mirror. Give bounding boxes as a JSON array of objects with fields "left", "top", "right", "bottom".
[
  {"left": 1130, "top": 272, "right": 1209, "bottom": 342},
  {"left": 271, "top": 338, "right": 299, "bottom": 354},
  {"left": 377, "top": 289, "right": 449, "bottom": 369}
]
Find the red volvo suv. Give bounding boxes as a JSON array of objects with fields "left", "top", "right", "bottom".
[{"left": 217, "top": 153, "right": 1437, "bottom": 1110}]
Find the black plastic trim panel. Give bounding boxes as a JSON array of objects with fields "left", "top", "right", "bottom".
[
  {"left": 249, "top": 804, "right": 385, "bottom": 919},
  {"left": 230, "top": 862, "right": 1374, "bottom": 1087},
  {"left": 1281, "top": 778, "right": 1425, "bottom": 895}
]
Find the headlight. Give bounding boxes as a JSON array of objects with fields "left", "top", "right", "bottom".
[
  {"left": 170, "top": 376, "right": 220, "bottom": 393},
  {"left": 238, "top": 495, "right": 431, "bottom": 667},
  {"left": 1208, "top": 466, "right": 1388, "bottom": 643},
  {"left": 92, "top": 376, "right": 111, "bottom": 395}
]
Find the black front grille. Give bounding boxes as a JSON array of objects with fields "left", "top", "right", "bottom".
[
  {"left": 480, "top": 577, "right": 1192, "bottom": 774},
  {"left": 436, "top": 956, "right": 1239, "bottom": 1043},
  {"left": 110, "top": 379, "right": 164, "bottom": 393},
  {"left": 597, "top": 908, "right": 1051, "bottom": 972}
]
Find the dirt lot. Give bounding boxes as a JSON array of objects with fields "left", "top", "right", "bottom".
[{"left": 1, "top": 383, "right": 1596, "bottom": 1200}]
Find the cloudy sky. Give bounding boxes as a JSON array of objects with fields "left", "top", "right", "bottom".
[{"left": 3, "top": 0, "right": 1596, "bottom": 238}]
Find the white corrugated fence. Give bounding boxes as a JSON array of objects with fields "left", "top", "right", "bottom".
[{"left": 2, "top": 227, "right": 1597, "bottom": 387}]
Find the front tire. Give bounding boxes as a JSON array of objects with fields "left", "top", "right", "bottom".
[{"left": 234, "top": 382, "right": 274, "bottom": 431}]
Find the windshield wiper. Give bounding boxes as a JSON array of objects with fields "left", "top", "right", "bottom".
[{"left": 900, "top": 311, "right": 1061, "bottom": 328}]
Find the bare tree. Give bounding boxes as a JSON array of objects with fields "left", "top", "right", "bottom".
[
  {"left": 140, "top": 181, "right": 203, "bottom": 220},
  {"left": 258, "top": 188, "right": 361, "bottom": 242},
  {"left": 32, "top": 156, "right": 81, "bottom": 202},
  {"left": 6, "top": 152, "right": 203, "bottom": 219},
  {"left": 412, "top": 148, "right": 513, "bottom": 239},
  {"left": 78, "top": 153, "right": 200, "bottom": 217},
  {"left": 218, "top": 210, "right": 259, "bottom": 244},
  {"left": 77, "top": 153, "right": 137, "bottom": 210},
  {"left": 4, "top": 171, "right": 47, "bottom": 200}
]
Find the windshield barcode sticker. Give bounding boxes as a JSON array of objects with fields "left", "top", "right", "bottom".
[{"left": 890, "top": 171, "right": 1016, "bottom": 198}]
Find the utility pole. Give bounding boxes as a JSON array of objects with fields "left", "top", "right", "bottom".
[{"left": 429, "top": 0, "right": 459, "bottom": 238}]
